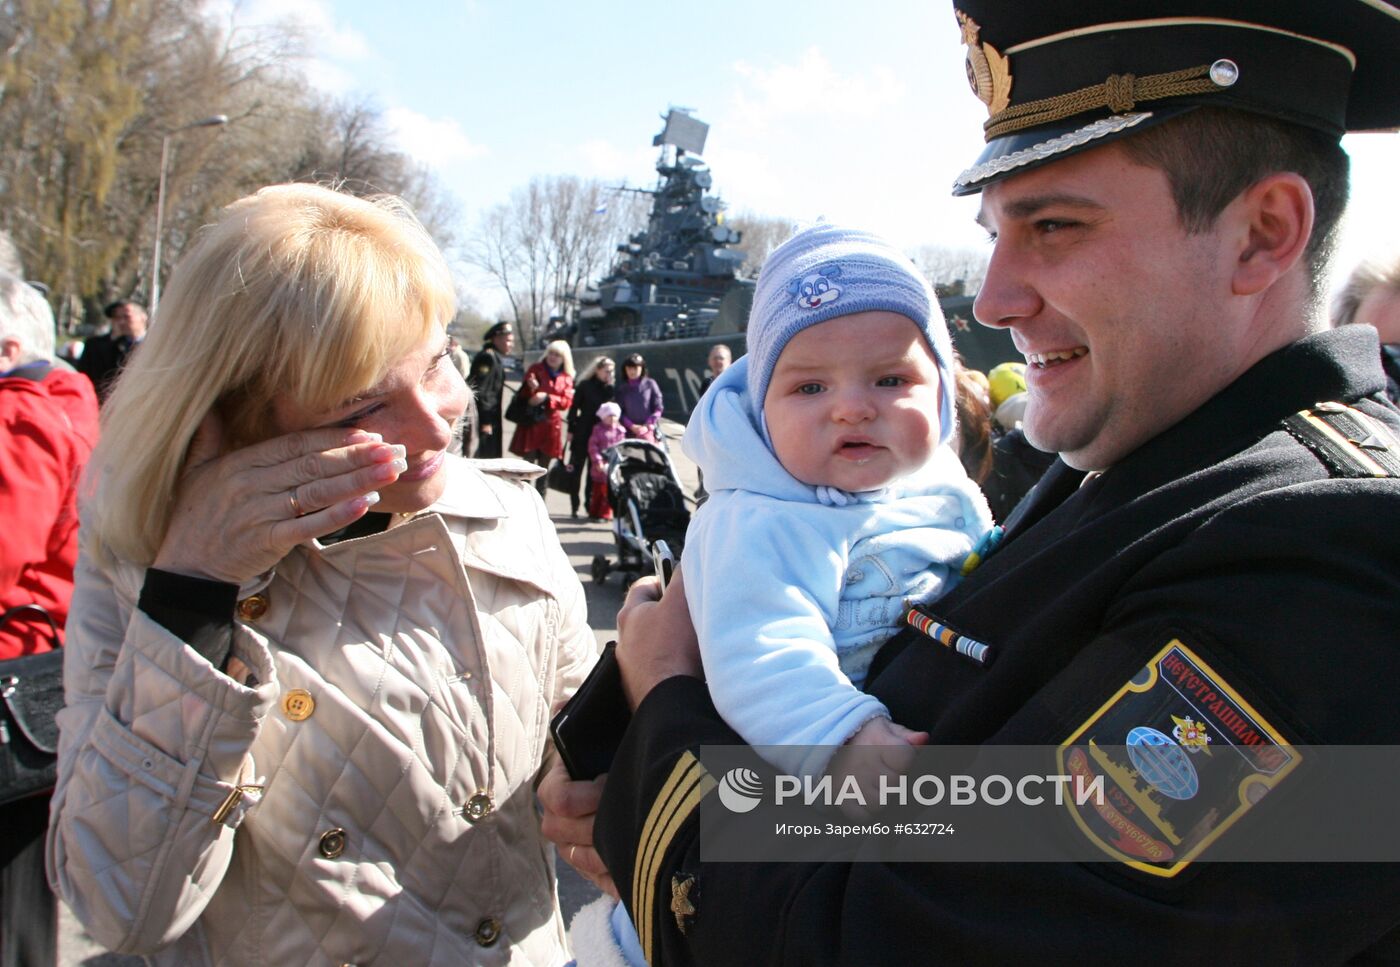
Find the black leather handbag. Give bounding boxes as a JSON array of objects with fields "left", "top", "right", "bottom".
[
  {"left": 546, "top": 458, "right": 577, "bottom": 494},
  {"left": 0, "top": 604, "right": 64, "bottom": 805},
  {"left": 505, "top": 387, "right": 547, "bottom": 426}
]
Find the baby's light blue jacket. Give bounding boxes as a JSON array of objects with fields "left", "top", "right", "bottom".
[{"left": 682, "top": 357, "right": 993, "bottom": 776}]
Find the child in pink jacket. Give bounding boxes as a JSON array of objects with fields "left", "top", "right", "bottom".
[{"left": 586, "top": 402, "right": 626, "bottom": 520}]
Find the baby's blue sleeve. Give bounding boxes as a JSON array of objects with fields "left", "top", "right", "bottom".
[{"left": 683, "top": 494, "right": 889, "bottom": 777}]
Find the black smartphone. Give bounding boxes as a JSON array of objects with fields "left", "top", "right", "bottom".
[{"left": 550, "top": 642, "right": 630, "bottom": 780}]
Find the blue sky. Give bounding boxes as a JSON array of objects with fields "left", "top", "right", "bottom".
[{"left": 234, "top": 0, "right": 1399, "bottom": 312}]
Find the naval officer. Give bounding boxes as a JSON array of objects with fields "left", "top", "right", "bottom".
[{"left": 544, "top": 2, "right": 1400, "bottom": 963}]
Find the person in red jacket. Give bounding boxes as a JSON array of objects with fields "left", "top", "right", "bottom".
[
  {"left": 509, "top": 339, "right": 575, "bottom": 494},
  {"left": 1, "top": 275, "right": 99, "bottom": 659},
  {"left": 0, "top": 271, "right": 98, "bottom": 967}
]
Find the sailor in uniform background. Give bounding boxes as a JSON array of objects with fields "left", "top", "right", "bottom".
[{"left": 468, "top": 320, "right": 513, "bottom": 458}]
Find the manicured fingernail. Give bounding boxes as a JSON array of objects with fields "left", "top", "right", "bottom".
[
  {"left": 345, "top": 430, "right": 375, "bottom": 444},
  {"left": 363, "top": 491, "right": 380, "bottom": 507},
  {"left": 371, "top": 460, "right": 404, "bottom": 481},
  {"left": 391, "top": 444, "right": 406, "bottom": 460}
]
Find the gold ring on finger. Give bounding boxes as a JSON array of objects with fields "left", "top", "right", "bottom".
[{"left": 288, "top": 489, "right": 305, "bottom": 518}]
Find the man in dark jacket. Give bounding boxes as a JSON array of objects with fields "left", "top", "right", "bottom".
[
  {"left": 467, "top": 321, "right": 513, "bottom": 458},
  {"left": 77, "top": 299, "right": 146, "bottom": 402},
  {"left": 697, "top": 343, "right": 731, "bottom": 396},
  {"left": 542, "top": 3, "right": 1400, "bottom": 963}
]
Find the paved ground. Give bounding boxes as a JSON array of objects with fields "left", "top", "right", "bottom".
[{"left": 59, "top": 418, "right": 698, "bottom": 964}]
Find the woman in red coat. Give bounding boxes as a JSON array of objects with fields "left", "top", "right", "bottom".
[{"left": 509, "top": 339, "right": 574, "bottom": 493}]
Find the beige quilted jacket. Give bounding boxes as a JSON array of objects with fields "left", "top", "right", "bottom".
[{"left": 49, "top": 457, "right": 599, "bottom": 966}]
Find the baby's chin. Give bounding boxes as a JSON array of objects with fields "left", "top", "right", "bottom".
[
  {"left": 806, "top": 472, "right": 904, "bottom": 493},
  {"left": 809, "top": 455, "right": 936, "bottom": 493}
]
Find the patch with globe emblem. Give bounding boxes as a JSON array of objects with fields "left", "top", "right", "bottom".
[{"left": 1057, "top": 639, "right": 1301, "bottom": 878}]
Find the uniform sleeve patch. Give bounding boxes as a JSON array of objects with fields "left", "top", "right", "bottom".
[{"left": 1057, "top": 639, "right": 1300, "bottom": 878}]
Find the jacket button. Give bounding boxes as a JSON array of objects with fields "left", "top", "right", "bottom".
[
  {"left": 318, "top": 827, "right": 347, "bottom": 859},
  {"left": 237, "top": 593, "right": 269, "bottom": 621},
  {"left": 282, "top": 689, "right": 315, "bottom": 721},
  {"left": 463, "top": 792, "right": 494, "bottom": 823},
  {"left": 474, "top": 916, "right": 502, "bottom": 947}
]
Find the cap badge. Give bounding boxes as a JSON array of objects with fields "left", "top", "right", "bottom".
[
  {"left": 787, "top": 263, "right": 843, "bottom": 310},
  {"left": 957, "top": 10, "right": 1012, "bottom": 115}
]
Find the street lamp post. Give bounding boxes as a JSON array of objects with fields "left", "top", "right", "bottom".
[{"left": 151, "top": 114, "right": 228, "bottom": 315}]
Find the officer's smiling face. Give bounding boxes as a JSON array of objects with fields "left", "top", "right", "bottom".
[{"left": 973, "top": 141, "right": 1241, "bottom": 471}]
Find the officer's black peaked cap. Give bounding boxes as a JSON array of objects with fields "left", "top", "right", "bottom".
[{"left": 949, "top": 0, "right": 1400, "bottom": 196}]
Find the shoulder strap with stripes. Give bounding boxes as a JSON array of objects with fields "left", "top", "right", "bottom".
[{"left": 1283, "top": 402, "right": 1400, "bottom": 478}]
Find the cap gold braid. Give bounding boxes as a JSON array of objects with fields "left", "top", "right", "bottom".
[{"left": 985, "top": 64, "right": 1223, "bottom": 139}]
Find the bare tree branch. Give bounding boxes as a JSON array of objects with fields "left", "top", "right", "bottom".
[{"left": 464, "top": 175, "right": 645, "bottom": 348}]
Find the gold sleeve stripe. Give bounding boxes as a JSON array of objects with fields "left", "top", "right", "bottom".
[
  {"left": 631, "top": 752, "right": 716, "bottom": 964},
  {"left": 638, "top": 770, "right": 716, "bottom": 964},
  {"left": 632, "top": 755, "right": 700, "bottom": 923}
]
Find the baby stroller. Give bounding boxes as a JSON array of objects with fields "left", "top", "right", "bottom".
[{"left": 590, "top": 439, "right": 690, "bottom": 585}]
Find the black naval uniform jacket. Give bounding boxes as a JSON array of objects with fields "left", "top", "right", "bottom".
[
  {"left": 76, "top": 331, "right": 139, "bottom": 401},
  {"left": 590, "top": 326, "right": 1400, "bottom": 966},
  {"left": 468, "top": 345, "right": 509, "bottom": 458}
]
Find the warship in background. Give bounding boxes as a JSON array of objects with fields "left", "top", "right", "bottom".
[{"left": 548, "top": 109, "right": 1017, "bottom": 422}]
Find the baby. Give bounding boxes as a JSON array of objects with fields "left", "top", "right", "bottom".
[
  {"left": 572, "top": 224, "right": 994, "bottom": 966},
  {"left": 682, "top": 223, "right": 993, "bottom": 776}
]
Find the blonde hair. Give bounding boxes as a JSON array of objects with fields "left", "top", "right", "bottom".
[
  {"left": 84, "top": 183, "right": 456, "bottom": 565},
  {"left": 582, "top": 354, "right": 614, "bottom": 380},
  {"left": 1332, "top": 254, "right": 1400, "bottom": 328},
  {"left": 544, "top": 339, "right": 575, "bottom": 377}
]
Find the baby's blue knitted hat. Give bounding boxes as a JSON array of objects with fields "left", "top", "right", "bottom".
[{"left": 745, "top": 223, "right": 957, "bottom": 445}]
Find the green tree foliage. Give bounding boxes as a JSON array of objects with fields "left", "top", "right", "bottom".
[
  {"left": 0, "top": 0, "right": 461, "bottom": 331},
  {"left": 0, "top": 0, "right": 145, "bottom": 311}
]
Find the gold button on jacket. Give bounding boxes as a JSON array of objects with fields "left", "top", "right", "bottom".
[
  {"left": 236, "top": 593, "right": 269, "bottom": 621},
  {"left": 473, "top": 916, "right": 502, "bottom": 946},
  {"left": 318, "top": 828, "right": 347, "bottom": 859},
  {"left": 463, "top": 792, "right": 493, "bottom": 823},
  {"left": 281, "top": 689, "right": 315, "bottom": 721}
]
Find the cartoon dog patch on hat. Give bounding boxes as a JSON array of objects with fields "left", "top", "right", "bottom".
[{"left": 788, "top": 264, "right": 842, "bottom": 310}]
